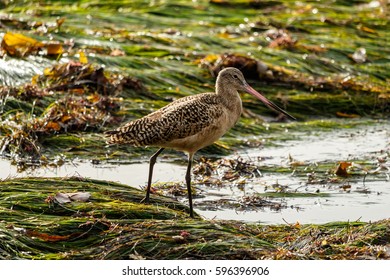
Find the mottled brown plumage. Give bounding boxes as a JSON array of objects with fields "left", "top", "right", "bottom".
[
  {"left": 106, "top": 67, "right": 295, "bottom": 218},
  {"left": 106, "top": 93, "right": 227, "bottom": 150}
]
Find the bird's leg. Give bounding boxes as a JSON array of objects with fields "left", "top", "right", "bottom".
[
  {"left": 142, "top": 147, "right": 164, "bottom": 203},
  {"left": 186, "top": 153, "right": 194, "bottom": 218}
]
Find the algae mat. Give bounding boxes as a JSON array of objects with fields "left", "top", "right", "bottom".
[
  {"left": 0, "top": 177, "right": 388, "bottom": 260},
  {"left": 1, "top": 0, "right": 389, "bottom": 166}
]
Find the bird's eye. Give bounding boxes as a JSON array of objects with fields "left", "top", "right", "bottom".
[{"left": 233, "top": 74, "right": 238, "bottom": 79}]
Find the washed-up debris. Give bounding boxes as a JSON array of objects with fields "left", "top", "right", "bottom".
[
  {"left": 265, "top": 28, "right": 297, "bottom": 49},
  {"left": 335, "top": 161, "right": 356, "bottom": 177},
  {"left": 193, "top": 156, "right": 261, "bottom": 184},
  {"left": 199, "top": 53, "right": 388, "bottom": 96},
  {"left": 49, "top": 192, "right": 91, "bottom": 204},
  {"left": 287, "top": 154, "right": 306, "bottom": 167},
  {"left": 36, "top": 62, "right": 145, "bottom": 96},
  {"left": 200, "top": 53, "right": 269, "bottom": 79},
  {"left": 335, "top": 161, "right": 372, "bottom": 177},
  {"left": 370, "top": 157, "right": 390, "bottom": 180},
  {"left": 339, "top": 184, "right": 352, "bottom": 192},
  {"left": 0, "top": 15, "right": 32, "bottom": 30},
  {"left": 35, "top": 96, "right": 114, "bottom": 133},
  {"left": 0, "top": 14, "right": 65, "bottom": 32},
  {"left": 0, "top": 62, "right": 148, "bottom": 162},
  {"left": 25, "top": 230, "right": 73, "bottom": 242},
  {"left": 151, "top": 182, "right": 193, "bottom": 197},
  {"left": 351, "top": 48, "right": 367, "bottom": 63},
  {"left": 351, "top": 47, "right": 367, "bottom": 63},
  {"left": 0, "top": 119, "right": 41, "bottom": 160},
  {"left": 196, "top": 194, "right": 286, "bottom": 212},
  {"left": 0, "top": 84, "right": 46, "bottom": 101},
  {"left": 172, "top": 230, "right": 191, "bottom": 243},
  {"left": 1, "top": 32, "right": 64, "bottom": 57},
  {"left": 336, "top": 112, "right": 361, "bottom": 118},
  {"left": 239, "top": 194, "right": 286, "bottom": 211},
  {"left": 193, "top": 157, "right": 261, "bottom": 188}
]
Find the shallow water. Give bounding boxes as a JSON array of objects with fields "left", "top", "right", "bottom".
[
  {"left": 202, "top": 121, "right": 390, "bottom": 223},
  {"left": 254, "top": 123, "right": 389, "bottom": 164},
  {"left": 1, "top": 120, "right": 388, "bottom": 224}
]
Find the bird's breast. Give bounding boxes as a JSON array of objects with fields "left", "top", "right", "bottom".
[{"left": 161, "top": 104, "right": 241, "bottom": 154}]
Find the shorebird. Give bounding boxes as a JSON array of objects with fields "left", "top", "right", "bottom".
[{"left": 106, "top": 67, "right": 295, "bottom": 218}]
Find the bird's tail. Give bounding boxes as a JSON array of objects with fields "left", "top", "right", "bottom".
[
  {"left": 104, "top": 130, "right": 127, "bottom": 145},
  {"left": 104, "top": 117, "right": 157, "bottom": 146},
  {"left": 104, "top": 124, "right": 144, "bottom": 146}
]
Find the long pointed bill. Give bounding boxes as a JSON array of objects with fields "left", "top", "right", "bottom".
[{"left": 244, "top": 83, "right": 296, "bottom": 120}]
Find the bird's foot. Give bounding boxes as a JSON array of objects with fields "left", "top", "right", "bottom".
[{"left": 140, "top": 196, "right": 150, "bottom": 204}]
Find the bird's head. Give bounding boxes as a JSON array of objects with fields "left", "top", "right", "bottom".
[{"left": 217, "top": 67, "right": 296, "bottom": 120}]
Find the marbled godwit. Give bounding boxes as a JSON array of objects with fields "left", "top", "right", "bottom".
[{"left": 106, "top": 67, "right": 295, "bottom": 218}]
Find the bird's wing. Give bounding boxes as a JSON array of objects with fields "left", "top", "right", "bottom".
[
  {"left": 106, "top": 93, "right": 224, "bottom": 146},
  {"left": 159, "top": 94, "right": 224, "bottom": 141}
]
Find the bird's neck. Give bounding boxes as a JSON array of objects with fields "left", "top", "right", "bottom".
[
  {"left": 216, "top": 80, "right": 238, "bottom": 97},
  {"left": 215, "top": 81, "right": 243, "bottom": 114}
]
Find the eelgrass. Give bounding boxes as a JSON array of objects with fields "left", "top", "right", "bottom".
[
  {"left": 0, "top": 1, "right": 389, "bottom": 259},
  {"left": 1, "top": 0, "right": 389, "bottom": 164},
  {"left": 0, "top": 177, "right": 388, "bottom": 260}
]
